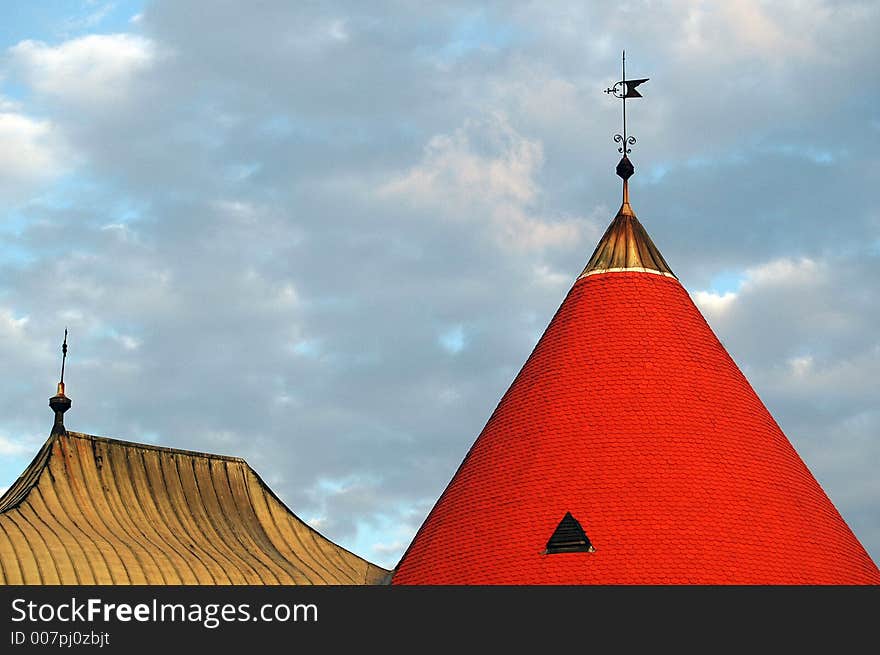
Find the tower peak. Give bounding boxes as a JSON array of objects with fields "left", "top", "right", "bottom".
[
  {"left": 578, "top": 207, "right": 675, "bottom": 279},
  {"left": 580, "top": 54, "right": 672, "bottom": 279}
]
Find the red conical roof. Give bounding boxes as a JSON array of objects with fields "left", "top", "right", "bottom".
[{"left": 392, "top": 198, "right": 880, "bottom": 585}]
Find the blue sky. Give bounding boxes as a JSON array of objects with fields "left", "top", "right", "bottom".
[
  {"left": 0, "top": 0, "right": 878, "bottom": 569},
  {"left": 0, "top": 2, "right": 144, "bottom": 62}
]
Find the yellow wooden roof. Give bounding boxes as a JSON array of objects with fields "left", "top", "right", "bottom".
[{"left": 0, "top": 431, "right": 389, "bottom": 584}]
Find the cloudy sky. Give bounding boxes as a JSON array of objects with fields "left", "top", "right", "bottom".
[{"left": 0, "top": 1, "right": 877, "bottom": 569}]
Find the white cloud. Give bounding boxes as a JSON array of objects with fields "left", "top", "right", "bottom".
[
  {"left": 306, "top": 516, "right": 327, "bottom": 530},
  {"left": 282, "top": 18, "right": 353, "bottom": 52},
  {"left": 788, "top": 354, "right": 814, "bottom": 378},
  {"left": 676, "top": 0, "right": 821, "bottom": 60},
  {"left": 773, "top": 348, "right": 880, "bottom": 396},
  {"left": 742, "top": 257, "right": 820, "bottom": 288},
  {"left": 115, "top": 334, "right": 141, "bottom": 351},
  {"left": 379, "top": 114, "right": 585, "bottom": 251},
  {"left": 693, "top": 257, "right": 820, "bottom": 318},
  {"left": 531, "top": 264, "right": 570, "bottom": 289},
  {"left": 61, "top": 2, "right": 116, "bottom": 33},
  {"left": 693, "top": 289, "right": 738, "bottom": 316},
  {"left": 0, "top": 109, "right": 67, "bottom": 199},
  {"left": 327, "top": 19, "right": 349, "bottom": 42},
  {"left": 0, "top": 308, "right": 29, "bottom": 336},
  {"left": 371, "top": 540, "right": 407, "bottom": 555},
  {"left": 9, "top": 34, "right": 157, "bottom": 109},
  {"left": 0, "top": 435, "right": 32, "bottom": 456},
  {"left": 381, "top": 114, "right": 543, "bottom": 207}
]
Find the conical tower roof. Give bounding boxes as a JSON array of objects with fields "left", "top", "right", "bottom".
[{"left": 392, "top": 173, "right": 880, "bottom": 584}]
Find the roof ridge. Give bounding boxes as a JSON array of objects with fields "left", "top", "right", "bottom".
[
  {"left": 0, "top": 431, "right": 248, "bottom": 515},
  {"left": 64, "top": 431, "right": 248, "bottom": 463}
]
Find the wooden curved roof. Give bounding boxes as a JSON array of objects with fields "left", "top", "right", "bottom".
[{"left": 0, "top": 431, "right": 389, "bottom": 584}]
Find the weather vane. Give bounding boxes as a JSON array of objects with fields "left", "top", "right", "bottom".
[{"left": 604, "top": 50, "right": 648, "bottom": 156}]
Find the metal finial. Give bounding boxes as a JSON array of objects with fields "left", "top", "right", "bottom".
[
  {"left": 50, "top": 329, "right": 71, "bottom": 435},
  {"left": 60, "top": 328, "right": 68, "bottom": 388},
  {"left": 604, "top": 50, "right": 649, "bottom": 161}
]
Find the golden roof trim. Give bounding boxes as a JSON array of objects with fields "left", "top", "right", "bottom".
[
  {"left": 579, "top": 201, "right": 675, "bottom": 279},
  {"left": 578, "top": 266, "right": 677, "bottom": 280}
]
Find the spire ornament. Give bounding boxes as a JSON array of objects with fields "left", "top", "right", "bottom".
[
  {"left": 577, "top": 51, "right": 673, "bottom": 279},
  {"left": 604, "top": 50, "right": 648, "bottom": 180},
  {"left": 49, "top": 329, "right": 71, "bottom": 436}
]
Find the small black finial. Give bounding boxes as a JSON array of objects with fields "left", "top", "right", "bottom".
[
  {"left": 616, "top": 155, "right": 635, "bottom": 181},
  {"left": 49, "top": 329, "right": 71, "bottom": 436}
]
